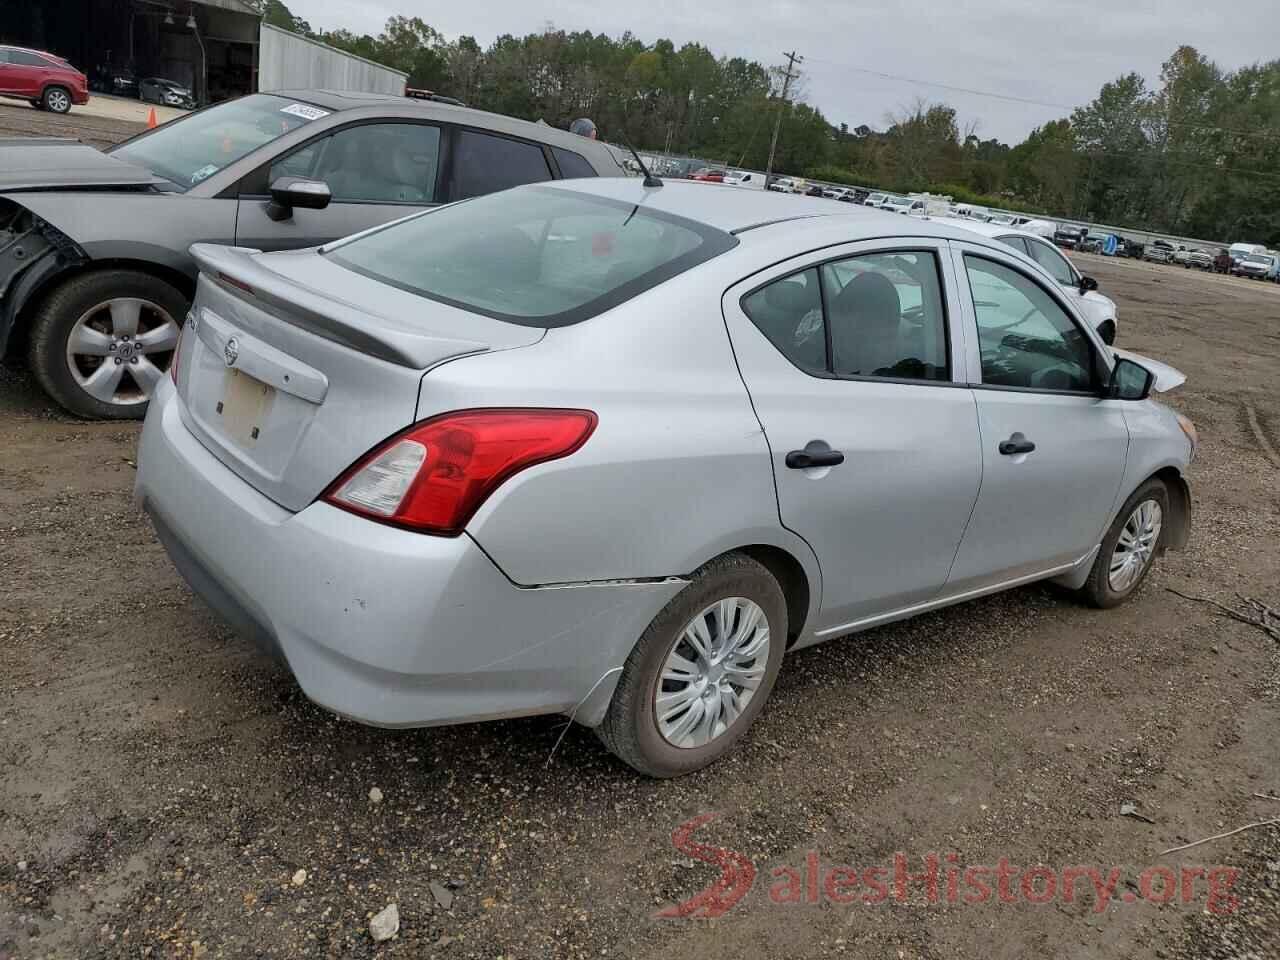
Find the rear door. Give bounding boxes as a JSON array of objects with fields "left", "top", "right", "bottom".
[
  {"left": 0, "top": 49, "right": 13, "bottom": 95},
  {"left": 723, "top": 240, "right": 983, "bottom": 634},
  {"left": 943, "top": 241, "right": 1128, "bottom": 591},
  {"left": 234, "top": 120, "right": 443, "bottom": 251}
]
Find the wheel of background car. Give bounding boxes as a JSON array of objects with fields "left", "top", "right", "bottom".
[
  {"left": 596, "top": 552, "right": 787, "bottom": 777},
  {"left": 1077, "top": 477, "right": 1169, "bottom": 609},
  {"left": 28, "top": 269, "right": 187, "bottom": 420},
  {"left": 42, "top": 86, "right": 71, "bottom": 114}
]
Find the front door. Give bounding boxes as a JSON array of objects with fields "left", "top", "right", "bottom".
[
  {"left": 234, "top": 121, "right": 442, "bottom": 251},
  {"left": 723, "top": 242, "right": 983, "bottom": 634},
  {"left": 944, "top": 243, "right": 1129, "bottom": 591}
]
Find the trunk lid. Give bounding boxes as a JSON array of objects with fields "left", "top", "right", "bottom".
[
  {"left": 177, "top": 243, "right": 543, "bottom": 511},
  {"left": 0, "top": 138, "right": 166, "bottom": 191}
]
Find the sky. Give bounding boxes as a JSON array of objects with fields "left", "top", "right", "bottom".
[{"left": 288, "top": 0, "right": 1280, "bottom": 143}]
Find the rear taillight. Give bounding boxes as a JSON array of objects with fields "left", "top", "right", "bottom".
[{"left": 323, "top": 409, "right": 597, "bottom": 535}]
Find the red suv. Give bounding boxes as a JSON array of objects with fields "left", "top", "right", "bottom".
[{"left": 0, "top": 45, "right": 89, "bottom": 114}]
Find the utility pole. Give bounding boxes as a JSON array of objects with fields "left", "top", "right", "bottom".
[{"left": 765, "top": 50, "right": 803, "bottom": 189}]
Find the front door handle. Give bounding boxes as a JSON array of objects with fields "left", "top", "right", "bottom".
[
  {"left": 998, "top": 435, "right": 1036, "bottom": 456},
  {"left": 786, "top": 440, "right": 845, "bottom": 469}
]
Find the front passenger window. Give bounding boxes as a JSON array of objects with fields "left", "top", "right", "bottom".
[
  {"left": 964, "top": 256, "right": 1094, "bottom": 392},
  {"left": 270, "top": 123, "right": 441, "bottom": 204}
]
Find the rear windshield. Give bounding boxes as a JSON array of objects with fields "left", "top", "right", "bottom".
[{"left": 326, "top": 186, "right": 737, "bottom": 327}]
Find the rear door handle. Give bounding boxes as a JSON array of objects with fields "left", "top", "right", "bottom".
[
  {"left": 998, "top": 436, "right": 1036, "bottom": 456},
  {"left": 786, "top": 441, "right": 845, "bottom": 469}
]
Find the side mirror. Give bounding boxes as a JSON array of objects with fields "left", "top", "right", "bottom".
[
  {"left": 266, "top": 176, "right": 331, "bottom": 222},
  {"left": 1078, "top": 275, "right": 1099, "bottom": 294},
  {"left": 1108, "top": 357, "right": 1154, "bottom": 401}
]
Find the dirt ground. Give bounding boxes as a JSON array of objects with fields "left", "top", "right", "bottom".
[{"left": 3, "top": 107, "right": 1280, "bottom": 959}]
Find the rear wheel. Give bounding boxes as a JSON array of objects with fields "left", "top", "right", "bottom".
[
  {"left": 1077, "top": 478, "right": 1169, "bottom": 608},
  {"left": 42, "top": 86, "right": 72, "bottom": 114},
  {"left": 597, "top": 553, "right": 787, "bottom": 777},
  {"left": 28, "top": 270, "right": 186, "bottom": 420}
]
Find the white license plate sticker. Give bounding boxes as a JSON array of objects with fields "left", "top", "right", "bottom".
[
  {"left": 280, "top": 103, "right": 330, "bottom": 121},
  {"left": 218, "top": 368, "right": 275, "bottom": 447}
]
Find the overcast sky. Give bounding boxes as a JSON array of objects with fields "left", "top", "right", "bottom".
[{"left": 290, "top": 0, "right": 1280, "bottom": 143}]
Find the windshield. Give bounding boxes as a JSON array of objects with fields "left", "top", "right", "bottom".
[
  {"left": 327, "top": 186, "right": 738, "bottom": 327},
  {"left": 109, "top": 94, "right": 331, "bottom": 191},
  {"left": 887, "top": 197, "right": 911, "bottom": 206},
  {"left": 1245, "top": 254, "right": 1271, "bottom": 264}
]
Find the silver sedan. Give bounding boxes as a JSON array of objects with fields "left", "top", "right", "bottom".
[{"left": 135, "top": 179, "right": 1196, "bottom": 777}]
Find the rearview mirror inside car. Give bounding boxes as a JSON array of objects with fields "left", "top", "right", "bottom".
[
  {"left": 1109, "top": 357, "right": 1155, "bottom": 401},
  {"left": 1078, "top": 275, "right": 1099, "bottom": 294},
  {"left": 267, "top": 177, "right": 332, "bottom": 222}
]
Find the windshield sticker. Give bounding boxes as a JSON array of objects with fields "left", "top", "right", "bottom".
[
  {"left": 190, "top": 163, "right": 219, "bottom": 185},
  {"left": 280, "top": 103, "right": 330, "bottom": 121}
]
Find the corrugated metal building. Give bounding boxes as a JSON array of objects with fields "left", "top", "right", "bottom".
[
  {"left": 258, "top": 24, "right": 407, "bottom": 96},
  {"left": 8, "top": 3, "right": 407, "bottom": 105}
]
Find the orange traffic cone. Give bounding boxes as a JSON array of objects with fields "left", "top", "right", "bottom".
[{"left": 146, "top": 107, "right": 157, "bottom": 129}]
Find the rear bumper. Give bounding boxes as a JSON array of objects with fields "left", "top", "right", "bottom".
[{"left": 135, "top": 381, "right": 682, "bottom": 728}]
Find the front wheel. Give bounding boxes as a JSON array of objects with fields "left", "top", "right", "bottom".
[
  {"left": 42, "top": 86, "right": 72, "bottom": 114},
  {"left": 597, "top": 553, "right": 787, "bottom": 777},
  {"left": 1077, "top": 478, "right": 1169, "bottom": 608},
  {"left": 28, "top": 270, "right": 187, "bottom": 419}
]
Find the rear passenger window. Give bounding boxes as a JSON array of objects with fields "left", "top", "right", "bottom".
[
  {"left": 741, "top": 268, "right": 826, "bottom": 375},
  {"left": 743, "top": 252, "right": 949, "bottom": 381},
  {"left": 552, "top": 147, "right": 597, "bottom": 179},
  {"left": 450, "top": 130, "right": 551, "bottom": 200}
]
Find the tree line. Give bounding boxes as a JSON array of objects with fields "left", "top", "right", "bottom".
[{"left": 255, "top": 3, "right": 1280, "bottom": 244}]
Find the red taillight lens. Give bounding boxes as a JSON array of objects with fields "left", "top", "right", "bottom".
[{"left": 323, "top": 409, "right": 597, "bottom": 535}]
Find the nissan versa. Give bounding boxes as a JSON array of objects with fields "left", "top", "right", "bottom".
[{"left": 134, "top": 180, "right": 1196, "bottom": 777}]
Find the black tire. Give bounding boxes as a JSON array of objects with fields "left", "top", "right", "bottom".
[
  {"left": 42, "top": 86, "right": 72, "bottom": 114},
  {"left": 1077, "top": 477, "right": 1170, "bottom": 609},
  {"left": 29, "top": 98, "right": 43, "bottom": 110},
  {"left": 28, "top": 269, "right": 188, "bottom": 420},
  {"left": 597, "top": 553, "right": 788, "bottom": 778}
]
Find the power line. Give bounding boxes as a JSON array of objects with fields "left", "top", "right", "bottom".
[
  {"left": 805, "top": 56, "right": 1280, "bottom": 142},
  {"left": 764, "top": 50, "right": 803, "bottom": 187}
]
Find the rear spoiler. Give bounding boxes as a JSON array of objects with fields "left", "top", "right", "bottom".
[{"left": 189, "top": 243, "right": 489, "bottom": 369}]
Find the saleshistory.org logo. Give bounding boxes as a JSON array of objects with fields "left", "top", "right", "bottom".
[{"left": 655, "top": 815, "right": 1242, "bottom": 918}]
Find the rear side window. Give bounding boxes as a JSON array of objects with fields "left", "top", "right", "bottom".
[
  {"left": 10, "top": 50, "right": 53, "bottom": 66},
  {"left": 1026, "top": 238, "right": 1076, "bottom": 285},
  {"left": 449, "top": 130, "right": 551, "bottom": 201},
  {"left": 327, "top": 185, "right": 736, "bottom": 327},
  {"left": 742, "top": 251, "right": 950, "bottom": 382},
  {"left": 553, "top": 147, "right": 596, "bottom": 179}
]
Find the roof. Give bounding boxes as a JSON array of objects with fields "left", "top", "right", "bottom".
[
  {"left": 545, "top": 178, "right": 1001, "bottom": 241},
  {"left": 267, "top": 89, "right": 623, "bottom": 169}
]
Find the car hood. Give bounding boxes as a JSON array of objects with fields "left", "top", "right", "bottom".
[
  {"left": 1113, "top": 348, "right": 1185, "bottom": 393},
  {"left": 0, "top": 138, "right": 165, "bottom": 192}
]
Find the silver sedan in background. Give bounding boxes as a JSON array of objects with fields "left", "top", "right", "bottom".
[{"left": 135, "top": 180, "right": 1196, "bottom": 777}]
